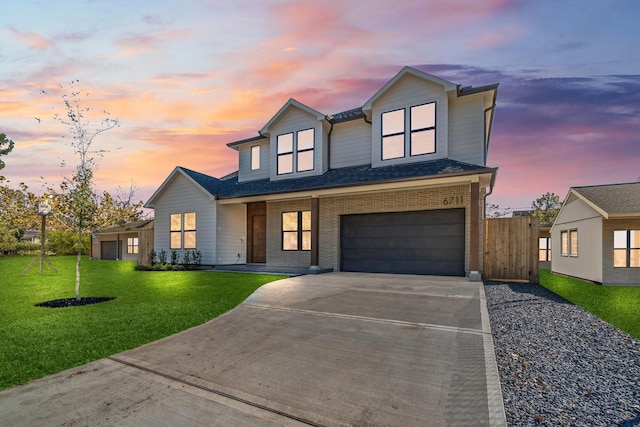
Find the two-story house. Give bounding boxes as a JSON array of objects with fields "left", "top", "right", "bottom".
[{"left": 145, "top": 66, "right": 499, "bottom": 279}]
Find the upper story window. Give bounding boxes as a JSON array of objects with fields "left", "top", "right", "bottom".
[
  {"left": 382, "top": 102, "right": 436, "bottom": 160},
  {"left": 277, "top": 129, "right": 315, "bottom": 175},
  {"left": 251, "top": 145, "right": 260, "bottom": 170},
  {"left": 614, "top": 229, "right": 640, "bottom": 267}
]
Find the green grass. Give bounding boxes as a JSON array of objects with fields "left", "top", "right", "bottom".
[
  {"left": 0, "top": 255, "right": 284, "bottom": 390},
  {"left": 539, "top": 269, "right": 640, "bottom": 339}
]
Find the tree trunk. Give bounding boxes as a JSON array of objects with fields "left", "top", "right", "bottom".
[{"left": 75, "top": 229, "right": 82, "bottom": 300}]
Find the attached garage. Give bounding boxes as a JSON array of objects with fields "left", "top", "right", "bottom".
[
  {"left": 340, "top": 208, "right": 465, "bottom": 276},
  {"left": 100, "top": 241, "right": 119, "bottom": 260}
]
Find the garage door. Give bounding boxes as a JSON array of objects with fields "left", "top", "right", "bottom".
[
  {"left": 100, "top": 241, "right": 118, "bottom": 260},
  {"left": 340, "top": 208, "right": 465, "bottom": 276}
]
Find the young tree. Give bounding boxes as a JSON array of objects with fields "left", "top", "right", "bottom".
[
  {"left": 53, "top": 81, "right": 119, "bottom": 300},
  {"left": 531, "top": 192, "right": 562, "bottom": 225},
  {"left": 0, "top": 133, "right": 15, "bottom": 170}
]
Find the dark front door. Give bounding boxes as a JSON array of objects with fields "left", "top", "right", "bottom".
[
  {"left": 251, "top": 214, "right": 266, "bottom": 263},
  {"left": 340, "top": 209, "right": 465, "bottom": 276},
  {"left": 247, "top": 202, "right": 267, "bottom": 263}
]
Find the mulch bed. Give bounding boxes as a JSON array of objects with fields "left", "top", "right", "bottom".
[{"left": 35, "top": 297, "right": 116, "bottom": 308}]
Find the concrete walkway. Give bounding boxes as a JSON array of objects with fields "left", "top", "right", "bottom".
[{"left": 0, "top": 273, "right": 506, "bottom": 426}]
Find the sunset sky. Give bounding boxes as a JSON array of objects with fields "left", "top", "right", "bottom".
[{"left": 1, "top": 0, "right": 638, "bottom": 212}]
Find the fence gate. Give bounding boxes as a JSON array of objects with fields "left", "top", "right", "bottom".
[{"left": 483, "top": 217, "right": 539, "bottom": 283}]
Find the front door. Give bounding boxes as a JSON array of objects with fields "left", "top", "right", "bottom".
[{"left": 247, "top": 202, "right": 267, "bottom": 263}]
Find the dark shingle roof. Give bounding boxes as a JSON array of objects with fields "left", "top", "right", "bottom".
[
  {"left": 573, "top": 182, "right": 640, "bottom": 214},
  {"left": 95, "top": 219, "right": 154, "bottom": 234},
  {"left": 180, "top": 159, "right": 495, "bottom": 200}
]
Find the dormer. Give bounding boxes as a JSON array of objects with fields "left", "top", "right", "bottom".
[
  {"left": 363, "top": 67, "right": 459, "bottom": 168},
  {"left": 260, "top": 99, "right": 330, "bottom": 181}
]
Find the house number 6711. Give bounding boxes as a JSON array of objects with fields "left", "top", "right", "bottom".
[{"left": 442, "top": 196, "right": 463, "bottom": 205}]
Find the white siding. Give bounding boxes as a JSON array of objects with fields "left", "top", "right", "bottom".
[
  {"left": 216, "top": 204, "right": 247, "bottom": 264},
  {"left": 330, "top": 120, "right": 371, "bottom": 168},
  {"left": 448, "top": 95, "right": 485, "bottom": 165},
  {"left": 152, "top": 173, "right": 217, "bottom": 265},
  {"left": 370, "top": 74, "right": 449, "bottom": 168},
  {"left": 551, "top": 199, "right": 603, "bottom": 282},
  {"left": 237, "top": 140, "right": 270, "bottom": 182},
  {"left": 269, "top": 108, "right": 326, "bottom": 181}
]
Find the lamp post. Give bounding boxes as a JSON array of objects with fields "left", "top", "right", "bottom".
[{"left": 23, "top": 199, "right": 57, "bottom": 275}]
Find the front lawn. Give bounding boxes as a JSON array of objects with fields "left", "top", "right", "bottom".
[
  {"left": 0, "top": 256, "right": 284, "bottom": 390},
  {"left": 539, "top": 269, "right": 640, "bottom": 339}
]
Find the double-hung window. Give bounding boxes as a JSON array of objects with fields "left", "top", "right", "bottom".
[
  {"left": 282, "top": 211, "right": 311, "bottom": 251},
  {"left": 382, "top": 102, "right": 436, "bottom": 160},
  {"left": 539, "top": 237, "right": 551, "bottom": 261},
  {"left": 560, "top": 229, "right": 578, "bottom": 257},
  {"left": 614, "top": 229, "right": 640, "bottom": 267},
  {"left": 170, "top": 212, "right": 197, "bottom": 249},
  {"left": 277, "top": 129, "right": 315, "bottom": 175},
  {"left": 127, "top": 237, "right": 139, "bottom": 254}
]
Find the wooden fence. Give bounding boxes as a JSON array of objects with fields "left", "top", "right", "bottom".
[
  {"left": 483, "top": 217, "right": 539, "bottom": 283},
  {"left": 138, "top": 227, "right": 154, "bottom": 265}
]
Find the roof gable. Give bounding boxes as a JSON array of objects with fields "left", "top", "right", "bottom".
[
  {"left": 362, "top": 66, "right": 458, "bottom": 111},
  {"left": 571, "top": 182, "right": 640, "bottom": 218},
  {"left": 144, "top": 166, "right": 219, "bottom": 208},
  {"left": 260, "top": 98, "right": 326, "bottom": 136}
]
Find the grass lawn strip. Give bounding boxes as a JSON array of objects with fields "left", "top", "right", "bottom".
[
  {"left": 0, "top": 255, "right": 284, "bottom": 390},
  {"left": 539, "top": 269, "right": 640, "bottom": 339}
]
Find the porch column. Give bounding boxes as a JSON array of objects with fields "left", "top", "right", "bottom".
[
  {"left": 469, "top": 182, "right": 481, "bottom": 281},
  {"left": 311, "top": 197, "right": 320, "bottom": 268}
]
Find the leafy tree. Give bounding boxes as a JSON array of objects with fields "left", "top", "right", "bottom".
[
  {"left": 531, "top": 192, "right": 561, "bottom": 225},
  {"left": 0, "top": 178, "right": 40, "bottom": 253},
  {"left": 53, "top": 81, "right": 119, "bottom": 300},
  {"left": 0, "top": 133, "right": 15, "bottom": 170},
  {"left": 94, "top": 184, "right": 145, "bottom": 229}
]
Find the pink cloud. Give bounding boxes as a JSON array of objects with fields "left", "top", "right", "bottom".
[{"left": 9, "top": 28, "right": 51, "bottom": 50}]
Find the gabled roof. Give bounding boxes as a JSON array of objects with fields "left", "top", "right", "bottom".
[
  {"left": 176, "top": 158, "right": 496, "bottom": 201},
  {"left": 569, "top": 182, "right": 640, "bottom": 218},
  {"left": 145, "top": 167, "right": 220, "bottom": 208},
  {"left": 95, "top": 219, "right": 154, "bottom": 234},
  {"left": 362, "top": 66, "right": 459, "bottom": 111},
  {"left": 259, "top": 98, "right": 326, "bottom": 136}
]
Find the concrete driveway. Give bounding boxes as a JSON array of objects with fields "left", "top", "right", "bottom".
[{"left": 0, "top": 273, "right": 506, "bottom": 426}]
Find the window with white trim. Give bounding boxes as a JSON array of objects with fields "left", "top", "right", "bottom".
[
  {"left": 614, "top": 229, "right": 640, "bottom": 267},
  {"left": 561, "top": 229, "right": 578, "bottom": 257}
]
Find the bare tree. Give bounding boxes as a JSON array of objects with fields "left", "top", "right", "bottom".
[
  {"left": 531, "top": 192, "right": 561, "bottom": 225},
  {"left": 53, "top": 81, "right": 119, "bottom": 300}
]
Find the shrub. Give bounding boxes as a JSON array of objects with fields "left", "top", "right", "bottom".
[{"left": 47, "top": 230, "right": 90, "bottom": 255}]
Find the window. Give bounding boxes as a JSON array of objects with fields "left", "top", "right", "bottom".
[
  {"left": 296, "top": 129, "right": 314, "bottom": 172},
  {"left": 570, "top": 230, "right": 578, "bottom": 257},
  {"left": 614, "top": 229, "right": 640, "bottom": 267},
  {"left": 382, "top": 102, "right": 436, "bottom": 160},
  {"left": 282, "top": 211, "right": 311, "bottom": 251},
  {"left": 539, "top": 237, "right": 551, "bottom": 262},
  {"left": 170, "top": 212, "right": 196, "bottom": 249},
  {"left": 410, "top": 103, "right": 436, "bottom": 156},
  {"left": 382, "top": 109, "right": 405, "bottom": 160},
  {"left": 127, "top": 237, "right": 139, "bottom": 254},
  {"left": 277, "top": 129, "right": 315, "bottom": 175},
  {"left": 561, "top": 229, "right": 578, "bottom": 257},
  {"left": 251, "top": 145, "right": 260, "bottom": 170}
]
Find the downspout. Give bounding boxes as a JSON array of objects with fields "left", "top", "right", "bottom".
[{"left": 324, "top": 116, "right": 334, "bottom": 171}]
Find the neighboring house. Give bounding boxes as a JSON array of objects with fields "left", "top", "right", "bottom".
[
  {"left": 20, "top": 230, "right": 39, "bottom": 244},
  {"left": 146, "top": 66, "right": 499, "bottom": 279},
  {"left": 91, "top": 219, "right": 154, "bottom": 264},
  {"left": 551, "top": 182, "right": 640, "bottom": 285}
]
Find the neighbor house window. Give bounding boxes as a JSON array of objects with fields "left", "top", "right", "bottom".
[
  {"left": 560, "top": 231, "right": 568, "bottom": 256},
  {"left": 381, "top": 109, "right": 405, "bottom": 160},
  {"left": 570, "top": 229, "right": 578, "bottom": 257},
  {"left": 127, "top": 237, "right": 139, "bottom": 254},
  {"left": 382, "top": 102, "right": 436, "bottom": 160},
  {"left": 277, "top": 130, "right": 315, "bottom": 175},
  {"left": 170, "top": 212, "right": 196, "bottom": 249},
  {"left": 282, "top": 211, "right": 311, "bottom": 251},
  {"left": 539, "top": 237, "right": 551, "bottom": 262},
  {"left": 251, "top": 145, "right": 260, "bottom": 170},
  {"left": 614, "top": 229, "right": 640, "bottom": 267},
  {"left": 410, "top": 102, "right": 436, "bottom": 156}
]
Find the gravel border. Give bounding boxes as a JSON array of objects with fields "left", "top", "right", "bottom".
[{"left": 484, "top": 281, "right": 640, "bottom": 426}]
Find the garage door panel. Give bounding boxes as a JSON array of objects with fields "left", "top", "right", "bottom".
[{"left": 340, "top": 209, "right": 465, "bottom": 276}]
